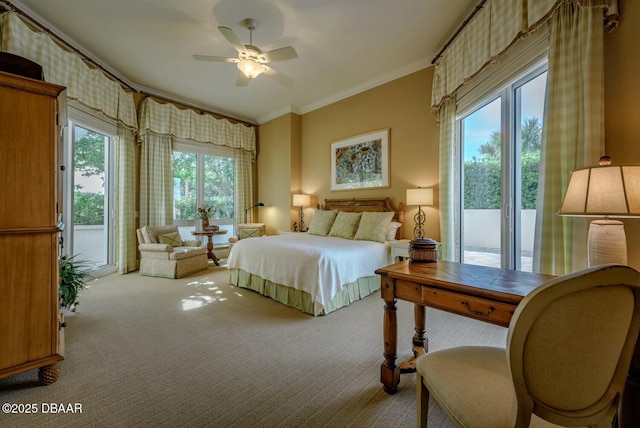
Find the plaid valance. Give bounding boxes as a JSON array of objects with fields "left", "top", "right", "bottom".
[
  {"left": 138, "top": 97, "right": 256, "bottom": 159},
  {"left": 0, "top": 11, "right": 137, "bottom": 130},
  {"left": 431, "top": 0, "right": 619, "bottom": 114}
]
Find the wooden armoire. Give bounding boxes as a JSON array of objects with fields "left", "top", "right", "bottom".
[{"left": 0, "top": 69, "right": 66, "bottom": 385}]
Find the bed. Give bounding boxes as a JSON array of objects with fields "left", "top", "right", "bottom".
[{"left": 227, "top": 198, "right": 404, "bottom": 315}]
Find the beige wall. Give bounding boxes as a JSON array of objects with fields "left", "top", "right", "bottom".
[
  {"left": 260, "top": 68, "right": 441, "bottom": 240},
  {"left": 258, "top": 3, "right": 640, "bottom": 269},
  {"left": 604, "top": 0, "right": 640, "bottom": 270},
  {"left": 256, "top": 113, "right": 302, "bottom": 234}
]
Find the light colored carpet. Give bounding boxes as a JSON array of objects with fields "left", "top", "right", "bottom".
[{"left": 0, "top": 262, "right": 507, "bottom": 427}]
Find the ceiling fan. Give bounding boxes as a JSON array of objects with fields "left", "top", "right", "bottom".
[{"left": 194, "top": 18, "right": 297, "bottom": 87}]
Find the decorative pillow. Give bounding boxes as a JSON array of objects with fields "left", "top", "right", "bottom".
[
  {"left": 307, "top": 210, "right": 338, "bottom": 236},
  {"left": 238, "top": 228, "right": 261, "bottom": 239},
  {"left": 354, "top": 211, "right": 395, "bottom": 243},
  {"left": 385, "top": 221, "right": 402, "bottom": 241},
  {"left": 158, "top": 231, "right": 182, "bottom": 247},
  {"left": 328, "top": 211, "right": 362, "bottom": 239}
]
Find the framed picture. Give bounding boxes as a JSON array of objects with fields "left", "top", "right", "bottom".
[{"left": 330, "top": 128, "right": 390, "bottom": 191}]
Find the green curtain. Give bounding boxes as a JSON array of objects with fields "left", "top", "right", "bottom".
[
  {"left": 533, "top": 1, "right": 606, "bottom": 275},
  {"left": 437, "top": 99, "right": 458, "bottom": 262},
  {"left": 116, "top": 124, "right": 137, "bottom": 273},
  {"left": 139, "top": 132, "right": 174, "bottom": 227}
]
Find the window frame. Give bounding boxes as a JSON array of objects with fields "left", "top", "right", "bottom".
[
  {"left": 456, "top": 62, "right": 547, "bottom": 271},
  {"left": 172, "top": 139, "right": 236, "bottom": 233}
]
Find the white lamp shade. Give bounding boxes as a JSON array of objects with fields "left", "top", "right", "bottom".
[
  {"left": 406, "top": 188, "right": 434, "bottom": 206},
  {"left": 292, "top": 194, "right": 310, "bottom": 207},
  {"left": 559, "top": 165, "right": 640, "bottom": 217},
  {"left": 237, "top": 59, "right": 266, "bottom": 79}
]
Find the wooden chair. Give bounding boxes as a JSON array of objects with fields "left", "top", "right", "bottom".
[{"left": 416, "top": 264, "right": 640, "bottom": 427}]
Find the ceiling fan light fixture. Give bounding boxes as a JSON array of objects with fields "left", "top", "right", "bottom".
[{"left": 237, "top": 58, "right": 266, "bottom": 79}]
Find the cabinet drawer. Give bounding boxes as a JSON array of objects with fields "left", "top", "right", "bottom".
[{"left": 421, "top": 287, "right": 516, "bottom": 327}]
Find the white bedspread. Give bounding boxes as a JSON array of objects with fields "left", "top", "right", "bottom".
[{"left": 227, "top": 233, "right": 391, "bottom": 310}]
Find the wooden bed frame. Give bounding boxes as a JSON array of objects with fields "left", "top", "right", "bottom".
[{"left": 322, "top": 197, "right": 404, "bottom": 239}]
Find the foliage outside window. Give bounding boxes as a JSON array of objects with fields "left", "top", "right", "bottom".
[
  {"left": 464, "top": 117, "right": 541, "bottom": 210},
  {"left": 73, "top": 129, "right": 105, "bottom": 225},
  {"left": 173, "top": 150, "right": 235, "bottom": 221}
]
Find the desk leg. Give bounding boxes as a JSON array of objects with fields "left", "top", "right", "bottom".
[
  {"left": 381, "top": 297, "right": 400, "bottom": 394},
  {"left": 399, "top": 304, "right": 427, "bottom": 373}
]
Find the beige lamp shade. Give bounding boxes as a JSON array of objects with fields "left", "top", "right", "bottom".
[
  {"left": 292, "top": 194, "right": 311, "bottom": 207},
  {"left": 559, "top": 165, "right": 640, "bottom": 217},
  {"left": 559, "top": 164, "right": 640, "bottom": 266},
  {"left": 406, "top": 188, "right": 434, "bottom": 206}
]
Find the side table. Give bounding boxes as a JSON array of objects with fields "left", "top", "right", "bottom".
[
  {"left": 192, "top": 229, "right": 227, "bottom": 266},
  {"left": 389, "top": 239, "right": 411, "bottom": 262}
]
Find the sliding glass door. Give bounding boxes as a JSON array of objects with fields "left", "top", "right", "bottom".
[
  {"left": 63, "top": 113, "right": 116, "bottom": 275},
  {"left": 458, "top": 68, "right": 546, "bottom": 271}
]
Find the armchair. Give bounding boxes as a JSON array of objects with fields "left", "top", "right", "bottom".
[
  {"left": 228, "top": 223, "right": 266, "bottom": 247},
  {"left": 136, "top": 225, "right": 208, "bottom": 279}
]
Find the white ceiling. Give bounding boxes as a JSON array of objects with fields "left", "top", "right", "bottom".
[{"left": 12, "top": 0, "right": 476, "bottom": 124}]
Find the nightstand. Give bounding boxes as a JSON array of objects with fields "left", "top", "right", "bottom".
[{"left": 389, "top": 239, "right": 411, "bottom": 262}]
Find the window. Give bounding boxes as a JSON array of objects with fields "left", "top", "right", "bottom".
[
  {"left": 457, "top": 66, "right": 546, "bottom": 271},
  {"left": 173, "top": 141, "right": 236, "bottom": 246},
  {"left": 63, "top": 108, "right": 116, "bottom": 276}
]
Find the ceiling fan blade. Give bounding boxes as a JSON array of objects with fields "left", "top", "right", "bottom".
[
  {"left": 193, "top": 55, "right": 237, "bottom": 63},
  {"left": 263, "top": 66, "right": 293, "bottom": 87},
  {"left": 261, "top": 46, "right": 297, "bottom": 63},
  {"left": 218, "top": 26, "right": 246, "bottom": 53},
  {"left": 235, "top": 73, "right": 250, "bottom": 87}
]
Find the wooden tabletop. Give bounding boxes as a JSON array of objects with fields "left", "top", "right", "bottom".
[
  {"left": 375, "top": 260, "right": 555, "bottom": 305},
  {"left": 191, "top": 230, "right": 227, "bottom": 236}
]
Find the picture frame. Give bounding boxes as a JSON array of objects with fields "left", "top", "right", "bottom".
[{"left": 330, "top": 128, "right": 390, "bottom": 191}]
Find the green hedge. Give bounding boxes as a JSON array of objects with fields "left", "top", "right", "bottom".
[{"left": 464, "top": 151, "right": 539, "bottom": 209}]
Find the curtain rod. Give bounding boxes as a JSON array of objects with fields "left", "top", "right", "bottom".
[
  {"left": 0, "top": 0, "right": 256, "bottom": 128},
  {"left": 431, "top": 0, "right": 487, "bottom": 65}
]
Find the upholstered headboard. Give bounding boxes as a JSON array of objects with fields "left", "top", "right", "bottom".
[{"left": 321, "top": 197, "right": 404, "bottom": 239}]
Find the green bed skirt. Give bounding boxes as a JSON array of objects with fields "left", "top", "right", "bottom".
[{"left": 228, "top": 268, "right": 381, "bottom": 316}]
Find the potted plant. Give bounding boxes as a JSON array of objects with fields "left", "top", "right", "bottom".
[
  {"left": 59, "top": 254, "right": 94, "bottom": 313},
  {"left": 197, "top": 203, "right": 217, "bottom": 229}
]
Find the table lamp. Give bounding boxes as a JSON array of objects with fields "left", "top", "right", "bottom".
[
  {"left": 406, "top": 188, "right": 437, "bottom": 263},
  {"left": 558, "top": 157, "right": 640, "bottom": 266},
  {"left": 244, "top": 202, "right": 264, "bottom": 223},
  {"left": 406, "top": 188, "right": 433, "bottom": 239},
  {"left": 292, "top": 194, "right": 311, "bottom": 231}
]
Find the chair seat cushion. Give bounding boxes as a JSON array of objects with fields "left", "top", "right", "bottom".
[
  {"left": 418, "top": 346, "right": 513, "bottom": 428},
  {"left": 169, "top": 247, "right": 207, "bottom": 260},
  {"left": 417, "top": 346, "right": 558, "bottom": 428}
]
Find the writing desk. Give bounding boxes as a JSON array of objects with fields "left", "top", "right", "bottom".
[
  {"left": 376, "top": 260, "right": 554, "bottom": 394},
  {"left": 375, "top": 260, "right": 639, "bottom": 427}
]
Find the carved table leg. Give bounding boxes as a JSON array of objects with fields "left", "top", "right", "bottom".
[
  {"left": 38, "top": 362, "right": 61, "bottom": 385},
  {"left": 381, "top": 297, "right": 400, "bottom": 394},
  {"left": 206, "top": 236, "right": 220, "bottom": 266},
  {"left": 399, "top": 304, "right": 427, "bottom": 373}
]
